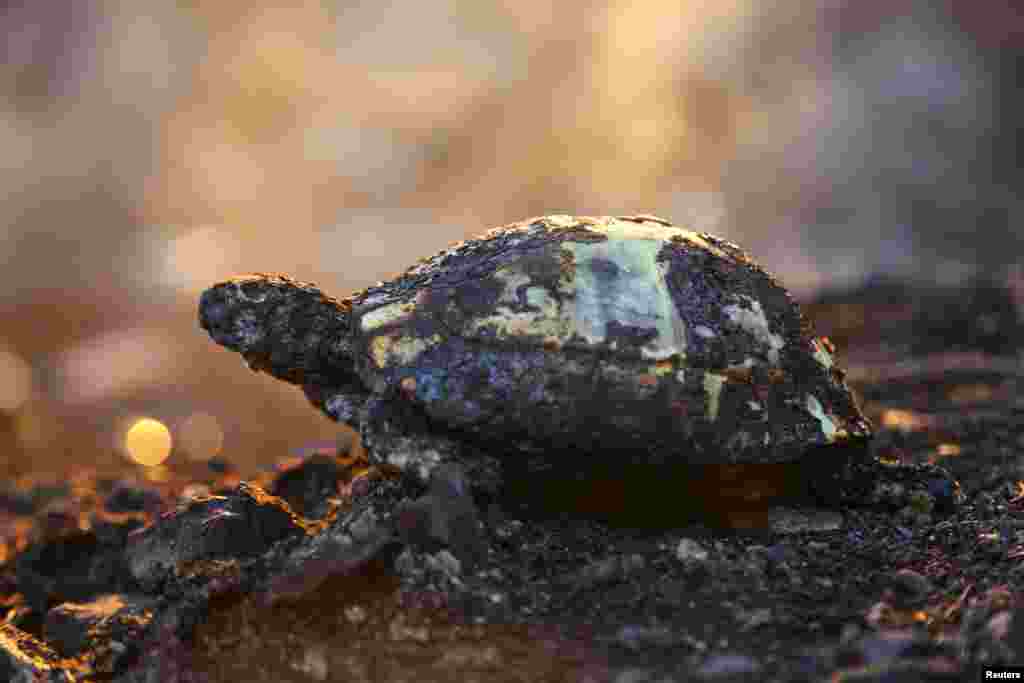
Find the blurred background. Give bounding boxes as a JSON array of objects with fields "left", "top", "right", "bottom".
[{"left": 0, "top": 0, "right": 1020, "bottom": 480}]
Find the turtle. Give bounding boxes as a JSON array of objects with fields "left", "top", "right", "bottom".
[{"left": 198, "top": 215, "right": 959, "bottom": 518}]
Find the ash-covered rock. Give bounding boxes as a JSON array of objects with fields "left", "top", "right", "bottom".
[
  {"left": 270, "top": 453, "right": 343, "bottom": 520},
  {"left": 0, "top": 622, "right": 74, "bottom": 682},
  {"left": 45, "top": 593, "right": 156, "bottom": 673},
  {"left": 393, "top": 463, "right": 484, "bottom": 570},
  {"left": 125, "top": 482, "right": 304, "bottom": 593},
  {"left": 0, "top": 438, "right": 1013, "bottom": 682}
]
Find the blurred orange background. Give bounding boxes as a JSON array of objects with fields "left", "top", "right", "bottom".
[{"left": 0, "top": 1, "right": 1019, "bottom": 479}]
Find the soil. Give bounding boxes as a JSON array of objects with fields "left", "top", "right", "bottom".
[{"left": 2, "top": 273, "right": 1023, "bottom": 682}]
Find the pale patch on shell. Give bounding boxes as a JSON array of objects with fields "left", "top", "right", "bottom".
[
  {"left": 811, "top": 338, "right": 834, "bottom": 370},
  {"left": 805, "top": 394, "right": 837, "bottom": 442},
  {"left": 722, "top": 295, "right": 785, "bottom": 365},
  {"left": 582, "top": 216, "right": 731, "bottom": 261},
  {"left": 703, "top": 372, "right": 726, "bottom": 421},
  {"left": 540, "top": 214, "right": 580, "bottom": 228},
  {"left": 360, "top": 300, "right": 417, "bottom": 332},
  {"left": 369, "top": 333, "right": 443, "bottom": 368},
  {"left": 459, "top": 225, "right": 691, "bottom": 361},
  {"left": 566, "top": 238, "right": 688, "bottom": 360},
  {"left": 465, "top": 268, "right": 573, "bottom": 341}
]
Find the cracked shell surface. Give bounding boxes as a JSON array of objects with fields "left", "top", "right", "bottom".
[{"left": 339, "top": 215, "right": 870, "bottom": 464}]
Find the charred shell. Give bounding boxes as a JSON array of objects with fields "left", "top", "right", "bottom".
[{"left": 201, "top": 215, "right": 871, "bottom": 470}]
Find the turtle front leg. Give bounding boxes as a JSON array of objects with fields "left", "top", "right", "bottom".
[{"left": 359, "top": 396, "right": 504, "bottom": 498}]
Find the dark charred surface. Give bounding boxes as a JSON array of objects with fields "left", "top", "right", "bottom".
[
  {"left": 199, "top": 273, "right": 359, "bottom": 394},
  {"left": 199, "top": 217, "right": 872, "bottom": 487},
  {"left": 3, "top": 274, "right": 1023, "bottom": 682},
  {"left": 346, "top": 216, "right": 869, "bottom": 465}
]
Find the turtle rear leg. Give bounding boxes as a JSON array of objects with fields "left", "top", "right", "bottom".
[{"left": 808, "top": 457, "right": 962, "bottom": 514}]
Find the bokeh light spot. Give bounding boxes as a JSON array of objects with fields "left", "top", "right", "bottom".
[
  {"left": 879, "top": 408, "right": 933, "bottom": 432},
  {"left": 0, "top": 348, "right": 33, "bottom": 414},
  {"left": 123, "top": 417, "right": 173, "bottom": 467}
]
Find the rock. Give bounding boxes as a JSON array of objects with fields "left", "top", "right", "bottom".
[
  {"left": 0, "top": 623, "right": 74, "bottom": 682},
  {"left": 125, "top": 482, "right": 303, "bottom": 592},
  {"left": 883, "top": 569, "right": 934, "bottom": 609},
  {"left": 270, "top": 453, "right": 343, "bottom": 519},
  {"left": 394, "top": 463, "right": 484, "bottom": 569},
  {"left": 45, "top": 593, "right": 155, "bottom": 673},
  {"left": 104, "top": 482, "right": 164, "bottom": 514},
  {"left": 675, "top": 537, "right": 709, "bottom": 563}
]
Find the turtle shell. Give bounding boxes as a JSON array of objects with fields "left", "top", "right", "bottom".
[{"left": 347, "top": 215, "right": 870, "bottom": 465}]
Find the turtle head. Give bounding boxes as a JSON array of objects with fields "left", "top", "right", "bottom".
[{"left": 199, "top": 274, "right": 358, "bottom": 388}]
